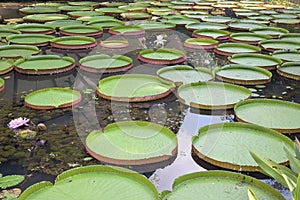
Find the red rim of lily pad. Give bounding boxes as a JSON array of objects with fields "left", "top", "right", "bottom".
[
  {"left": 214, "top": 42, "right": 261, "bottom": 56},
  {"left": 108, "top": 25, "right": 145, "bottom": 36},
  {"left": 50, "top": 36, "right": 97, "bottom": 50},
  {"left": 0, "top": 78, "right": 4, "bottom": 92},
  {"left": 25, "top": 87, "right": 82, "bottom": 110},
  {"left": 138, "top": 48, "right": 186, "bottom": 65},
  {"left": 184, "top": 38, "right": 219, "bottom": 50},
  {"left": 192, "top": 29, "right": 230, "bottom": 41},
  {"left": 100, "top": 40, "right": 129, "bottom": 49},
  {"left": 59, "top": 25, "right": 103, "bottom": 38}
]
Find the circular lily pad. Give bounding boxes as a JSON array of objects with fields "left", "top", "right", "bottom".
[
  {"left": 0, "top": 29, "right": 21, "bottom": 39},
  {"left": 248, "top": 15, "right": 273, "bottom": 20},
  {"left": 67, "top": 11, "right": 100, "bottom": 18},
  {"left": 59, "top": 5, "right": 92, "bottom": 12},
  {"left": 95, "top": 7, "right": 126, "bottom": 14},
  {"left": 250, "top": 27, "right": 289, "bottom": 38},
  {"left": 50, "top": 36, "right": 97, "bottom": 50},
  {"left": 0, "top": 59, "right": 14, "bottom": 75},
  {"left": 76, "top": 15, "right": 114, "bottom": 22},
  {"left": 277, "top": 62, "right": 300, "bottom": 80},
  {"left": 96, "top": 74, "right": 175, "bottom": 102},
  {"left": 100, "top": 40, "right": 129, "bottom": 49},
  {"left": 271, "top": 13, "right": 298, "bottom": 19},
  {"left": 7, "top": 34, "right": 54, "bottom": 47},
  {"left": 45, "top": 20, "right": 82, "bottom": 29},
  {"left": 0, "top": 45, "right": 40, "bottom": 59},
  {"left": 272, "top": 50, "right": 300, "bottom": 62},
  {"left": 23, "top": 14, "right": 69, "bottom": 23},
  {"left": 99, "top": 2, "right": 127, "bottom": 7},
  {"left": 161, "top": 16, "right": 199, "bottom": 26},
  {"left": 263, "top": 4, "right": 285, "bottom": 9},
  {"left": 162, "top": 170, "right": 284, "bottom": 200},
  {"left": 0, "top": 78, "right": 4, "bottom": 92},
  {"left": 121, "top": 12, "right": 151, "bottom": 20},
  {"left": 60, "top": 25, "right": 103, "bottom": 37},
  {"left": 184, "top": 38, "right": 219, "bottom": 50},
  {"left": 235, "top": 11, "right": 260, "bottom": 17},
  {"left": 18, "top": 165, "right": 159, "bottom": 200},
  {"left": 235, "top": 99, "right": 300, "bottom": 133},
  {"left": 14, "top": 24, "right": 55, "bottom": 34},
  {"left": 87, "top": 19, "right": 125, "bottom": 29},
  {"left": 157, "top": 65, "right": 214, "bottom": 85},
  {"left": 214, "top": 43, "right": 261, "bottom": 56},
  {"left": 229, "top": 22, "right": 266, "bottom": 31},
  {"left": 279, "top": 33, "right": 300, "bottom": 41},
  {"left": 238, "top": 19, "right": 270, "bottom": 25},
  {"left": 136, "top": 21, "right": 175, "bottom": 30},
  {"left": 272, "top": 18, "right": 300, "bottom": 24},
  {"left": 186, "top": 22, "right": 228, "bottom": 31},
  {"left": 14, "top": 55, "right": 75, "bottom": 75},
  {"left": 86, "top": 121, "right": 178, "bottom": 165},
  {"left": 192, "top": 29, "right": 230, "bottom": 40},
  {"left": 178, "top": 82, "right": 251, "bottom": 110},
  {"left": 229, "top": 32, "right": 272, "bottom": 44},
  {"left": 215, "top": 64, "right": 272, "bottom": 85},
  {"left": 259, "top": 39, "right": 300, "bottom": 52},
  {"left": 25, "top": 87, "right": 82, "bottom": 110},
  {"left": 201, "top": 16, "right": 233, "bottom": 24},
  {"left": 68, "top": 1, "right": 98, "bottom": 7},
  {"left": 259, "top": 9, "right": 278, "bottom": 15},
  {"left": 192, "top": 122, "right": 293, "bottom": 171},
  {"left": 79, "top": 54, "right": 133, "bottom": 73},
  {"left": 138, "top": 48, "right": 186, "bottom": 65},
  {"left": 228, "top": 53, "right": 282, "bottom": 70},
  {"left": 19, "top": 6, "right": 59, "bottom": 14},
  {"left": 108, "top": 25, "right": 145, "bottom": 36}
]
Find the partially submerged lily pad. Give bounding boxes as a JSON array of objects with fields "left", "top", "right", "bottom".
[
  {"left": 177, "top": 81, "right": 251, "bottom": 110},
  {"left": 0, "top": 59, "right": 14, "bottom": 75},
  {"left": 7, "top": 34, "right": 54, "bottom": 47},
  {"left": 96, "top": 74, "right": 175, "bottom": 102},
  {"left": 192, "top": 122, "right": 293, "bottom": 171},
  {"left": 0, "top": 45, "right": 40, "bottom": 59},
  {"left": 14, "top": 55, "right": 75, "bottom": 75},
  {"left": 18, "top": 165, "right": 159, "bottom": 200},
  {"left": 86, "top": 121, "right": 177, "bottom": 165},
  {"left": 25, "top": 87, "right": 82, "bottom": 109},
  {"left": 0, "top": 78, "right": 4, "bottom": 92},
  {"left": 277, "top": 62, "right": 300, "bottom": 80},
  {"left": 50, "top": 36, "right": 97, "bottom": 50},
  {"left": 234, "top": 99, "right": 300, "bottom": 133},
  {"left": 138, "top": 48, "right": 186, "bottom": 65},
  {"left": 214, "top": 42, "right": 261, "bottom": 56}
]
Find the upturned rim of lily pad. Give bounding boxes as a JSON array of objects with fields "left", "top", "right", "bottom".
[
  {"left": 50, "top": 36, "right": 97, "bottom": 50},
  {"left": 100, "top": 39, "right": 129, "bottom": 49},
  {"left": 184, "top": 38, "right": 219, "bottom": 50},
  {"left": 0, "top": 45, "right": 41, "bottom": 59},
  {"left": 108, "top": 25, "right": 145, "bottom": 36},
  {"left": 23, "top": 13, "right": 69, "bottom": 23},
  {"left": 277, "top": 61, "right": 300, "bottom": 81},
  {"left": 259, "top": 39, "right": 300, "bottom": 52}
]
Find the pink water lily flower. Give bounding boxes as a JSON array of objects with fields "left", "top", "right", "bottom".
[{"left": 8, "top": 117, "right": 30, "bottom": 129}]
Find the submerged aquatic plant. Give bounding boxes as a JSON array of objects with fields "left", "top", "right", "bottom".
[{"left": 7, "top": 117, "right": 30, "bottom": 129}]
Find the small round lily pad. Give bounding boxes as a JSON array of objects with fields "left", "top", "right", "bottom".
[
  {"left": 0, "top": 59, "right": 14, "bottom": 75},
  {"left": 277, "top": 62, "right": 300, "bottom": 80}
]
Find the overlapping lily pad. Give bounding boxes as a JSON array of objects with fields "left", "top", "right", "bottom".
[
  {"left": 138, "top": 48, "right": 186, "bottom": 65},
  {"left": 259, "top": 39, "right": 300, "bottom": 52},
  {"left": 229, "top": 32, "right": 272, "bottom": 44},
  {"left": 0, "top": 59, "right": 14, "bottom": 75},
  {"left": 162, "top": 170, "right": 284, "bottom": 200},
  {"left": 25, "top": 87, "right": 81, "bottom": 109},
  {"left": 0, "top": 78, "right": 4, "bottom": 92},
  {"left": 14, "top": 55, "right": 75, "bottom": 75},
  {"left": 214, "top": 42, "right": 261, "bottom": 56},
  {"left": 108, "top": 25, "right": 145, "bottom": 36},
  {"left": 186, "top": 22, "right": 228, "bottom": 31},
  {"left": 96, "top": 74, "right": 175, "bottom": 102},
  {"left": 250, "top": 27, "right": 289, "bottom": 38},
  {"left": 59, "top": 25, "right": 103, "bottom": 37},
  {"left": 192, "top": 122, "right": 293, "bottom": 171},
  {"left": 14, "top": 24, "right": 55, "bottom": 34},
  {"left": 184, "top": 38, "right": 219, "bottom": 50},
  {"left": 86, "top": 121, "right": 178, "bottom": 165},
  {"left": 277, "top": 62, "right": 300, "bottom": 80},
  {"left": 234, "top": 99, "right": 300, "bottom": 133},
  {"left": 7, "top": 34, "right": 54, "bottom": 47},
  {"left": 23, "top": 14, "right": 69, "bottom": 23},
  {"left": 157, "top": 65, "right": 214, "bottom": 85},
  {"left": 0, "top": 45, "right": 40, "bottom": 58},
  {"left": 215, "top": 64, "right": 272, "bottom": 85},
  {"left": 0, "top": 29, "right": 21, "bottom": 39},
  {"left": 50, "top": 36, "right": 97, "bottom": 50},
  {"left": 177, "top": 82, "right": 251, "bottom": 110},
  {"left": 45, "top": 20, "right": 82, "bottom": 29},
  {"left": 19, "top": 165, "right": 159, "bottom": 200},
  {"left": 79, "top": 54, "right": 133, "bottom": 73},
  {"left": 192, "top": 29, "right": 230, "bottom": 40},
  {"left": 228, "top": 22, "right": 266, "bottom": 31}
]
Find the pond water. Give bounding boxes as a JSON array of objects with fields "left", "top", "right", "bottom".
[{"left": 0, "top": 3, "right": 299, "bottom": 199}]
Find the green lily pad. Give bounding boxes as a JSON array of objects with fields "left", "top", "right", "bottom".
[
  {"left": 0, "top": 175, "right": 24, "bottom": 189},
  {"left": 87, "top": 19, "right": 125, "bottom": 29},
  {"left": 229, "top": 32, "right": 272, "bottom": 44},
  {"left": 108, "top": 25, "right": 145, "bottom": 35},
  {"left": 23, "top": 14, "right": 69, "bottom": 23},
  {"left": 14, "top": 55, "right": 75, "bottom": 75},
  {"left": 136, "top": 21, "right": 175, "bottom": 30},
  {"left": 192, "top": 122, "right": 293, "bottom": 171},
  {"left": 201, "top": 16, "right": 233, "bottom": 24},
  {"left": 235, "top": 11, "right": 260, "bottom": 17},
  {"left": 229, "top": 22, "right": 266, "bottom": 31},
  {"left": 215, "top": 64, "right": 272, "bottom": 85},
  {"left": 18, "top": 165, "right": 159, "bottom": 200},
  {"left": 100, "top": 40, "right": 129, "bottom": 49},
  {"left": 238, "top": 19, "right": 270, "bottom": 25},
  {"left": 7, "top": 34, "right": 54, "bottom": 46},
  {"left": 58, "top": 5, "right": 92, "bottom": 12},
  {"left": 248, "top": 15, "right": 273, "bottom": 20},
  {"left": 95, "top": 7, "right": 126, "bottom": 14},
  {"left": 76, "top": 15, "right": 114, "bottom": 22},
  {"left": 121, "top": 12, "right": 151, "bottom": 20},
  {"left": 228, "top": 53, "right": 282, "bottom": 70},
  {"left": 250, "top": 27, "right": 289, "bottom": 37},
  {"left": 184, "top": 38, "right": 219, "bottom": 50},
  {"left": 138, "top": 48, "right": 186, "bottom": 65},
  {"left": 271, "top": 14, "right": 298, "bottom": 19},
  {"left": 45, "top": 20, "right": 82, "bottom": 29},
  {"left": 162, "top": 170, "right": 285, "bottom": 200},
  {"left": 214, "top": 42, "right": 261, "bottom": 56},
  {"left": 59, "top": 25, "right": 103, "bottom": 37},
  {"left": 96, "top": 74, "right": 175, "bottom": 102},
  {"left": 25, "top": 87, "right": 82, "bottom": 109},
  {"left": 280, "top": 8, "right": 300, "bottom": 14},
  {"left": 79, "top": 54, "right": 133, "bottom": 73},
  {"left": 277, "top": 62, "right": 300, "bottom": 80},
  {"left": 279, "top": 33, "right": 300, "bottom": 41},
  {"left": 67, "top": 11, "right": 100, "bottom": 18},
  {"left": 86, "top": 121, "right": 177, "bottom": 165},
  {"left": 0, "top": 59, "right": 14, "bottom": 75},
  {"left": 178, "top": 81, "right": 251, "bottom": 110},
  {"left": 14, "top": 24, "right": 55, "bottom": 34},
  {"left": 234, "top": 99, "right": 300, "bottom": 133},
  {"left": 0, "top": 78, "right": 4, "bottom": 92},
  {"left": 192, "top": 29, "right": 230, "bottom": 40},
  {"left": 0, "top": 45, "right": 40, "bottom": 58},
  {"left": 157, "top": 65, "right": 214, "bottom": 85},
  {"left": 0, "top": 29, "right": 21, "bottom": 39},
  {"left": 19, "top": 6, "right": 59, "bottom": 14},
  {"left": 272, "top": 50, "right": 300, "bottom": 62},
  {"left": 161, "top": 16, "right": 199, "bottom": 26},
  {"left": 259, "top": 9, "right": 278, "bottom": 15},
  {"left": 259, "top": 39, "right": 300, "bottom": 51},
  {"left": 67, "top": 1, "right": 99, "bottom": 7},
  {"left": 147, "top": 7, "right": 172, "bottom": 13},
  {"left": 272, "top": 18, "right": 300, "bottom": 24},
  {"left": 186, "top": 22, "right": 228, "bottom": 30},
  {"left": 99, "top": 2, "right": 127, "bottom": 7},
  {"left": 50, "top": 36, "right": 97, "bottom": 49}
]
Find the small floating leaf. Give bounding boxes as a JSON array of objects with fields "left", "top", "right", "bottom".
[{"left": 0, "top": 175, "right": 24, "bottom": 189}]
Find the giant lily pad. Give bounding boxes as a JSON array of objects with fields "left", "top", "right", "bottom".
[
  {"left": 86, "top": 121, "right": 177, "bottom": 165},
  {"left": 121, "top": 12, "right": 151, "bottom": 20},
  {"left": 178, "top": 82, "right": 251, "bottom": 110},
  {"left": 271, "top": 14, "right": 298, "bottom": 19},
  {"left": 7, "top": 34, "right": 54, "bottom": 47},
  {"left": 228, "top": 53, "right": 282, "bottom": 70},
  {"left": 58, "top": 5, "right": 92, "bottom": 12},
  {"left": 229, "top": 32, "right": 272, "bottom": 44},
  {"left": 0, "top": 78, "right": 4, "bottom": 92},
  {"left": 136, "top": 21, "right": 175, "bottom": 30},
  {"left": 18, "top": 165, "right": 159, "bottom": 200},
  {"left": 95, "top": 7, "right": 126, "bottom": 14},
  {"left": 100, "top": 40, "right": 129, "bottom": 49},
  {"left": 14, "top": 55, "right": 75, "bottom": 75},
  {"left": 157, "top": 65, "right": 214, "bottom": 85},
  {"left": 272, "top": 50, "right": 300, "bottom": 62},
  {"left": 45, "top": 20, "right": 82, "bottom": 29},
  {"left": 250, "top": 27, "right": 289, "bottom": 38},
  {"left": 185, "top": 22, "right": 228, "bottom": 31},
  {"left": 79, "top": 54, "right": 133, "bottom": 73},
  {"left": 108, "top": 25, "right": 145, "bottom": 36},
  {"left": 0, "top": 45, "right": 40, "bottom": 59},
  {"left": 0, "top": 59, "right": 14, "bottom": 75},
  {"left": 192, "top": 29, "right": 230, "bottom": 40},
  {"left": 234, "top": 99, "right": 300, "bottom": 133},
  {"left": 162, "top": 170, "right": 284, "bottom": 200},
  {"left": 259, "top": 39, "right": 300, "bottom": 52},
  {"left": 76, "top": 15, "right": 114, "bottom": 22},
  {"left": 215, "top": 64, "right": 272, "bottom": 85},
  {"left": 50, "top": 36, "right": 97, "bottom": 50},
  {"left": 214, "top": 43, "right": 261, "bottom": 56},
  {"left": 96, "top": 74, "right": 175, "bottom": 102},
  {"left": 19, "top": 6, "right": 59, "bottom": 14},
  {"left": 228, "top": 22, "right": 266, "bottom": 31},
  {"left": 67, "top": 11, "right": 100, "bottom": 18},
  {"left": 138, "top": 48, "right": 186, "bottom": 65},
  {"left": 87, "top": 19, "right": 125, "bottom": 29},
  {"left": 25, "top": 87, "right": 81, "bottom": 109},
  {"left": 161, "top": 16, "right": 199, "bottom": 26},
  {"left": 192, "top": 122, "right": 293, "bottom": 171},
  {"left": 23, "top": 14, "right": 69, "bottom": 23},
  {"left": 14, "top": 24, "right": 55, "bottom": 34},
  {"left": 201, "top": 16, "right": 233, "bottom": 24},
  {"left": 277, "top": 62, "right": 300, "bottom": 80},
  {"left": 184, "top": 38, "right": 219, "bottom": 50},
  {"left": 272, "top": 18, "right": 300, "bottom": 24},
  {"left": 68, "top": 1, "right": 99, "bottom": 7},
  {"left": 0, "top": 29, "right": 21, "bottom": 39},
  {"left": 59, "top": 25, "right": 103, "bottom": 37}
]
